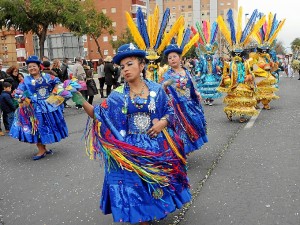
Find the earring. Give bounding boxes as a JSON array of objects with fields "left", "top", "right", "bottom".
[{"left": 140, "top": 72, "right": 144, "bottom": 80}]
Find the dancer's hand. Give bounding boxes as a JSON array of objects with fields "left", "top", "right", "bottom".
[
  {"left": 72, "top": 92, "right": 86, "bottom": 106},
  {"left": 147, "top": 118, "right": 167, "bottom": 138}
]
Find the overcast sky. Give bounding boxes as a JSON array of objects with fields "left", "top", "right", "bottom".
[{"left": 239, "top": 0, "right": 299, "bottom": 51}]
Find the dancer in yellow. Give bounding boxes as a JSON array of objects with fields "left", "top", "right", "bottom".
[
  {"left": 250, "top": 13, "right": 285, "bottom": 110},
  {"left": 217, "top": 8, "right": 265, "bottom": 122}
]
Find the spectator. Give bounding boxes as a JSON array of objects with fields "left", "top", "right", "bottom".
[
  {"left": 103, "top": 56, "right": 117, "bottom": 96},
  {"left": 40, "top": 56, "right": 49, "bottom": 70},
  {"left": 83, "top": 59, "right": 98, "bottom": 105},
  {"left": 0, "top": 59, "right": 13, "bottom": 94},
  {"left": 51, "top": 59, "right": 63, "bottom": 81},
  {"left": 17, "top": 73, "right": 24, "bottom": 83},
  {"left": 42, "top": 61, "right": 58, "bottom": 76},
  {"left": 73, "top": 57, "right": 87, "bottom": 109},
  {"left": 6, "top": 65, "right": 20, "bottom": 91},
  {"left": 61, "top": 58, "right": 69, "bottom": 82},
  {"left": 0, "top": 82, "right": 16, "bottom": 132},
  {"left": 0, "top": 59, "right": 13, "bottom": 136},
  {"left": 97, "top": 58, "right": 105, "bottom": 98}
]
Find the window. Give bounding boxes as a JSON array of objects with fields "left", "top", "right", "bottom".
[
  {"left": 188, "top": 5, "right": 192, "bottom": 8},
  {"left": 111, "top": 7, "right": 116, "bottom": 13},
  {"left": 227, "top": 2, "right": 231, "bottom": 5},
  {"left": 113, "top": 49, "right": 116, "bottom": 55},
  {"left": 188, "top": 13, "right": 192, "bottom": 17},
  {"left": 112, "top": 22, "right": 116, "bottom": 27},
  {"left": 202, "top": 13, "right": 205, "bottom": 16},
  {"left": 220, "top": 2, "right": 224, "bottom": 6},
  {"left": 102, "top": 8, "right": 106, "bottom": 14},
  {"left": 104, "top": 50, "right": 108, "bottom": 56},
  {"left": 112, "top": 36, "right": 117, "bottom": 41},
  {"left": 103, "top": 36, "right": 108, "bottom": 42},
  {"left": 207, "top": 12, "right": 210, "bottom": 15},
  {"left": 172, "top": 6, "right": 176, "bottom": 10}
]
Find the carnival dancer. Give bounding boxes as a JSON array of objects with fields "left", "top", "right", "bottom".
[
  {"left": 250, "top": 13, "right": 285, "bottom": 109},
  {"left": 269, "top": 45, "right": 282, "bottom": 88},
  {"left": 9, "top": 55, "right": 68, "bottom": 160},
  {"left": 72, "top": 43, "right": 191, "bottom": 224},
  {"left": 217, "top": 8, "right": 266, "bottom": 122},
  {"left": 193, "top": 21, "right": 222, "bottom": 106},
  {"left": 161, "top": 39, "right": 208, "bottom": 154}
]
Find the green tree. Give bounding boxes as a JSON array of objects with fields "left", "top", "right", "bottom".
[
  {"left": 66, "top": 0, "right": 114, "bottom": 58},
  {"left": 291, "top": 38, "right": 300, "bottom": 58},
  {"left": 110, "top": 28, "right": 135, "bottom": 50},
  {"left": 0, "top": 0, "right": 80, "bottom": 58}
]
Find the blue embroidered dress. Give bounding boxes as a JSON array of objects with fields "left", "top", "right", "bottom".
[
  {"left": 161, "top": 68, "right": 208, "bottom": 154},
  {"left": 93, "top": 80, "right": 191, "bottom": 224},
  {"left": 195, "top": 56, "right": 222, "bottom": 99},
  {"left": 10, "top": 73, "right": 68, "bottom": 144}
]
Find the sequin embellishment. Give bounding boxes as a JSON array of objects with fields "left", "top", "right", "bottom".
[{"left": 133, "top": 113, "right": 151, "bottom": 133}]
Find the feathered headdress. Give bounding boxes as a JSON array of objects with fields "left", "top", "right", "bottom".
[
  {"left": 126, "top": 6, "right": 196, "bottom": 58},
  {"left": 252, "top": 12, "right": 286, "bottom": 49},
  {"left": 126, "top": 6, "right": 186, "bottom": 59},
  {"left": 163, "top": 26, "right": 200, "bottom": 57},
  {"left": 217, "top": 7, "right": 266, "bottom": 52},
  {"left": 193, "top": 20, "right": 219, "bottom": 55}
]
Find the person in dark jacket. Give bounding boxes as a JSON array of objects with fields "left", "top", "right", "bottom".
[
  {"left": 0, "top": 82, "right": 16, "bottom": 132},
  {"left": 0, "top": 61, "right": 14, "bottom": 135},
  {"left": 42, "top": 61, "right": 57, "bottom": 76},
  {"left": 61, "top": 58, "right": 69, "bottom": 82},
  {"left": 103, "top": 56, "right": 117, "bottom": 96},
  {"left": 83, "top": 60, "right": 98, "bottom": 105}
]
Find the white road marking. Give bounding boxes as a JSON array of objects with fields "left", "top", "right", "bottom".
[{"left": 244, "top": 109, "right": 262, "bottom": 129}]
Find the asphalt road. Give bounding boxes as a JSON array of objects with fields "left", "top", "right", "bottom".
[{"left": 0, "top": 73, "right": 299, "bottom": 225}]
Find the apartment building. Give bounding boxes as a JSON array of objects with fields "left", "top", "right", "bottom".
[{"left": 149, "top": 0, "right": 238, "bottom": 27}]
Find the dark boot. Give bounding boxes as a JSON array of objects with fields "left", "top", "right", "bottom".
[{"left": 100, "top": 89, "right": 104, "bottom": 98}]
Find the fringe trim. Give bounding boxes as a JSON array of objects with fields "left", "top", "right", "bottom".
[{"left": 224, "top": 107, "right": 258, "bottom": 117}]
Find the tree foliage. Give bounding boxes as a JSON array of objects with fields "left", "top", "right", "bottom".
[
  {"left": 0, "top": 0, "right": 80, "bottom": 58},
  {"left": 110, "top": 28, "right": 135, "bottom": 50},
  {"left": 290, "top": 38, "right": 300, "bottom": 58},
  {"left": 65, "top": 0, "right": 114, "bottom": 58}
]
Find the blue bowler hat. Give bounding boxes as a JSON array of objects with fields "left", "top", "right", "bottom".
[
  {"left": 163, "top": 44, "right": 183, "bottom": 56},
  {"left": 113, "top": 43, "right": 146, "bottom": 65},
  {"left": 26, "top": 55, "right": 41, "bottom": 65}
]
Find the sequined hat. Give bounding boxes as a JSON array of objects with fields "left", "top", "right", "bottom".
[
  {"left": 26, "top": 55, "right": 41, "bottom": 65},
  {"left": 163, "top": 44, "right": 183, "bottom": 56},
  {"left": 113, "top": 43, "right": 146, "bottom": 65}
]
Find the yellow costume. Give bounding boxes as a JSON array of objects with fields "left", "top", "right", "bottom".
[
  {"left": 250, "top": 12, "right": 285, "bottom": 109},
  {"left": 217, "top": 7, "right": 265, "bottom": 122}
]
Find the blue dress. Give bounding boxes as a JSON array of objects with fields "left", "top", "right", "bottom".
[
  {"left": 161, "top": 68, "right": 208, "bottom": 154},
  {"left": 195, "top": 56, "right": 222, "bottom": 99},
  {"left": 92, "top": 80, "right": 191, "bottom": 224},
  {"left": 10, "top": 73, "right": 68, "bottom": 144}
]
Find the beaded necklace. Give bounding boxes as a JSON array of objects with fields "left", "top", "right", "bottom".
[{"left": 130, "top": 83, "right": 147, "bottom": 109}]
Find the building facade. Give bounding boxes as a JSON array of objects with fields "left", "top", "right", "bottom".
[{"left": 1, "top": 0, "right": 238, "bottom": 65}]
